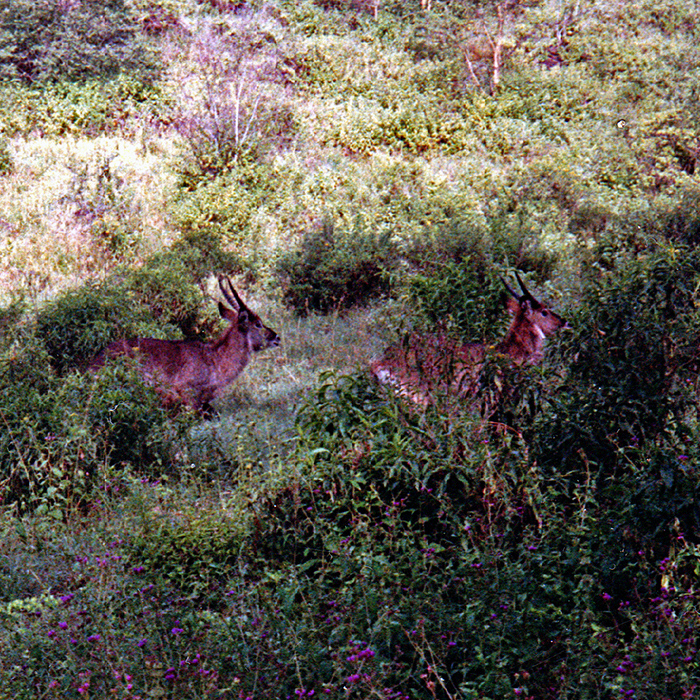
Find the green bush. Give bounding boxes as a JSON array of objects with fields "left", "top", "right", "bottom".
[
  {"left": 33, "top": 281, "right": 154, "bottom": 375},
  {"left": 0, "top": 0, "right": 158, "bottom": 85},
  {"left": 535, "top": 235, "right": 700, "bottom": 473},
  {"left": 171, "top": 161, "right": 293, "bottom": 270},
  {"left": 403, "top": 215, "right": 561, "bottom": 339},
  {"left": 0, "top": 342, "right": 177, "bottom": 513},
  {"left": 527, "top": 221, "right": 700, "bottom": 605},
  {"left": 128, "top": 507, "right": 248, "bottom": 601},
  {"left": 0, "top": 139, "right": 12, "bottom": 175},
  {"left": 121, "top": 232, "right": 245, "bottom": 335},
  {"left": 278, "top": 217, "right": 395, "bottom": 314},
  {"left": 0, "top": 76, "right": 166, "bottom": 138},
  {"left": 406, "top": 258, "right": 504, "bottom": 341},
  {"left": 231, "top": 368, "right": 700, "bottom": 698},
  {"left": 328, "top": 101, "right": 472, "bottom": 156}
]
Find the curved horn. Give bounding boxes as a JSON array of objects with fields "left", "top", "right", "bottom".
[
  {"left": 218, "top": 275, "right": 246, "bottom": 311},
  {"left": 514, "top": 270, "right": 534, "bottom": 300},
  {"left": 501, "top": 276, "right": 522, "bottom": 301}
]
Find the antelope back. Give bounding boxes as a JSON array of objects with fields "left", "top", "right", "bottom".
[{"left": 370, "top": 334, "right": 486, "bottom": 406}]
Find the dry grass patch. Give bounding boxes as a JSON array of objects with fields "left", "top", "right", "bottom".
[{"left": 0, "top": 135, "right": 178, "bottom": 302}]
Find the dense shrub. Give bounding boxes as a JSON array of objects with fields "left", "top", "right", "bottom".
[
  {"left": 121, "top": 233, "right": 246, "bottom": 334},
  {"left": 403, "top": 214, "right": 562, "bottom": 340},
  {"left": 278, "top": 217, "right": 395, "bottom": 314},
  {"left": 405, "top": 258, "right": 504, "bottom": 343},
  {"left": 536, "top": 229, "right": 700, "bottom": 469},
  {"left": 0, "top": 139, "right": 12, "bottom": 175},
  {"left": 530, "top": 242, "right": 700, "bottom": 593},
  {"left": 230, "top": 366, "right": 700, "bottom": 698},
  {"left": 0, "top": 0, "right": 158, "bottom": 85},
  {"left": 128, "top": 507, "right": 248, "bottom": 601},
  {"left": 33, "top": 281, "right": 155, "bottom": 375},
  {"left": 328, "top": 101, "right": 472, "bottom": 156},
  {"left": 170, "top": 161, "right": 290, "bottom": 264},
  {"left": 0, "top": 77, "right": 166, "bottom": 137},
  {"left": 0, "top": 341, "right": 178, "bottom": 513}
]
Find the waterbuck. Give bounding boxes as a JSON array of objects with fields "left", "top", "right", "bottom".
[
  {"left": 370, "top": 272, "right": 568, "bottom": 409},
  {"left": 89, "top": 276, "right": 280, "bottom": 412}
]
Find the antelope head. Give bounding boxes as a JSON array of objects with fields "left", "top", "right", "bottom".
[
  {"left": 498, "top": 271, "right": 569, "bottom": 364},
  {"left": 217, "top": 275, "right": 280, "bottom": 353}
]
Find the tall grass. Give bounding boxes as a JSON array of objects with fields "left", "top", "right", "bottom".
[{"left": 0, "top": 136, "right": 178, "bottom": 302}]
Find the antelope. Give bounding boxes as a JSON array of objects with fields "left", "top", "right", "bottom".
[
  {"left": 370, "top": 272, "right": 568, "bottom": 409},
  {"left": 89, "top": 276, "right": 280, "bottom": 412}
]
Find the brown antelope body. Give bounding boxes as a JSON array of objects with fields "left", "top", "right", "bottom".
[
  {"left": 370, "top": 273, "right": 567, "bottom": 408},
  {"left": 89, "top": 276, "right": 280, "bottom": 412}
]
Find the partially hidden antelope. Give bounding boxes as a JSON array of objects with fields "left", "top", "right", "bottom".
[
  {"left": 89, "top": 276, "right": 280, "bottom": 412},
  {"left": 370, "top": 272, "right": 568, "bottom": 409}
]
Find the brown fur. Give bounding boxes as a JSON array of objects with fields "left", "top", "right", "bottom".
[
  {"left": 89, "top": 277, "right": 280, "bottom": 412},
  {"left": 370, "top": 273, "right": 567, "bottom": 408}
]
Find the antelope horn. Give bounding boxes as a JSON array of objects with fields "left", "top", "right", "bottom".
[
  {"left": 501, "top": 276, "right": 521, "bottom": 301},
  {"left": 514, "top": 270, "right": 534, "bottom": 300},
  {"left": 218, "top": 275, "right": 245, "bottom": 311}
]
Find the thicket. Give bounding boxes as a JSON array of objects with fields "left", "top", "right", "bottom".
[
  {"left": 0, "top": 0, "right": 163, "bottom": 138},
  {"left": 278, "top": 216, "right": 395, "bottom": 313},
  {"left": 0, "top": 0, "right": 158, "bottom": 85},
  {"left": 0, "top": 77, "right": 165, "bottom": 138},
  {"left": 205, "top": 219, "right": 700, "bottom": 698},
  {"left": 4, "top": 203, "right": 700, "bottom": 698},
  {"left": 0, "top": 231, "right": 242, "bottom": 512}
]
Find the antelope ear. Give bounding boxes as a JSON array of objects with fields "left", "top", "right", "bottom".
[
  {"left": 237, "top": 308, "right": 250, "bottom": 332},
  {"left": 219, "top": 302, "right": 237, "bottom": 322},
  {"left": 505, "top": 295, "right": 520, "bottom": 315}
]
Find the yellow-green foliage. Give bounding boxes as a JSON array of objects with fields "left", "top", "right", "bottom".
[{"left": 0, "top": 136, "right": 177, "bottom": 301}]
